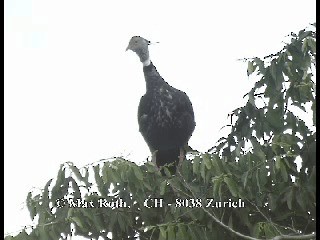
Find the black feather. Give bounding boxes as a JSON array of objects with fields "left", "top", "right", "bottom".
[{"left": 138, "top": 62, "right": 195, "bottom": 174}]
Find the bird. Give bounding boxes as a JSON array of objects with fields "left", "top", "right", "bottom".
[{"left": 126, "top": 36, "right": 195, "bottom": 175}]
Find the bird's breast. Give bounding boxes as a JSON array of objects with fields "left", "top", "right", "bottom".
[
  {"left": 152, "top": 100, "right": 177, "bottom": 127},
  {"left": 138, "top": 87, "right": 194, "bottom": 150},
  {"left": 150, "top": 89, "right": 179, "bottom": 128}
]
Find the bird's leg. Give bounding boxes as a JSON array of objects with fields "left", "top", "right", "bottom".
[
  {"left": 151, "top": 150, "right": 159, "bottom": 169},
  {"left": 178, "top": 148, "right": 185, "bottom": 167}
]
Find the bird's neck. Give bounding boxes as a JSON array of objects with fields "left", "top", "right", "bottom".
[
  {"left": 143, "top": 62, "right": 166, "bottom": 92},
  {"left": 136, "top": 48, "right": 150, "bottom": 64}
]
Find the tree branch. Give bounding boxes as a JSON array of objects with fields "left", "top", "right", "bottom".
[
  {"left": 177, "top": 171, "right": 316, "bottom": 240},
  {"left": 271, "top": 233, "right": 316, "bottom": 240},
  {"left": 177, "top": 171, "right": 264, "bottom": 240}
]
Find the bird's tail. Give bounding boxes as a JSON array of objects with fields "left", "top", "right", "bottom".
[{"left": 156, "top": 148, "right": 182, "bottom": 175}]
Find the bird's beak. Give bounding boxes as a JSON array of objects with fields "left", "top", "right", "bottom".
[{"left": 125, "top": 45, "right": 130, "bottom": 52}]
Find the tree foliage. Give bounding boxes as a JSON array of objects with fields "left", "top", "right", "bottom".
[{"left": 5, "top": 23, "right": 316, "bottom": 240}]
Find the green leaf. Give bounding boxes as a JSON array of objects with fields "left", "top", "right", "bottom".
[
  {"left": 109, "top": 212, "right": 117, "bottom": 230},
  {"left": 256, "top": 169, "right": 261, "bottom": 192},
  {"left": 143, "top": 180, "right": 153, "bottom": 191},
  {"left": 163, "top": 166, "right": 172, "bottom": 176},
  {"left": 145, "top": 161, "right": 158, "bottom": 172},
  {"left": 241, "top": 171, "right": 249, "bottom": 189},
  {"left": 298, "top": 30, "right": 312, "bottom": 39},
  {"left": 248, "top": 90, "right": 256, "bottom": 108},
  {"left": 266, "top": 108, "right": 284, "bottom": 131},
  {"left": 160, "top": 180, "right": 167, "bottom": 195},
  {"left": 228, "top": 214, "right": 233, "bottom": 228},
  {"left": 224, "top": 177, "right": 238, "bottom": 197},
  {"left": 42, "top": 178, "right": 52, "bottom": 204},
  {"left": 188, "top": 225, "right": 200, "bottom": 240},
  {"left": 238, "top": 209, "right": 251, "bottom": 228},
  {"left": 256, "top": 149, "right": 266, "bottom": 161},
  {"left": 48, "top": 225, "right": 62, "bottom": 239},
  {"left": 212, "top": 176, "right": 222, "bottom": 198},
  {"left": 270, "top": 60, "right": 277, "bottom": 82},
  {"left": 192, "top": 156, "right": 201, "bottom": 175},
  {"left": 109, "top": 167, "right": 121, "bottom": 183},
  {"left": 302, "top": 38, "right": 309, "bottom": 54},
  {"left": 200, "top": 158, "right": 206, "bottom": 180},
  {"left": 26, "top": 192, "right": 37, "bottom": 220},
  {"left": 159, "top": 226, "right": 167, "bottom": 239},
  {"left": 176, "top": 224, "right": 188, "bottom": 239},
  {"left": 69, "top": 164, "right": 84, "bottom": 182},
  {"left": 281, "top": 133, "right": 298, "bottom": 145},
  {"left": 296, "top": 190, "right": 307, "bottom": 211},
  {"left": 286, "top": 187, "right": 294, "bottom": 210},
  {"left": 268, "top": 193, "right": 277, "bottom": 211},
  {"left": 279, "top": 160, "right": 288, "bottom": 182},
  {"left": 259, "top": 165, "right": 268, "bottom": 187},
  {"left": 211, "top": 155, "right": 222, "bottom": 175},
  {"left": 203, "top": 154, "right": 212, "bottom": 169},
  {"left": 94, "top": 164, "right": 106, "bottom": 194},
  {"left": 181, "top": 159, "right": 189, "bottom": 177},
  {"left": 72, "top": 216, "right": 84, "bottom": 229},
  {"left": 247, "top": 61, "right": 255, "bottom": 76},
  {"left": 271, "top": 141, "right": 280, "bottom": 155},
  {"left": 101, "top": 164, "right": 109, "bottom": 183},
  {"left": 167, "top": 226, "right": 175, "bottom": 240},
  {"left": 307, "top": 37, "right": 316, "bottom": 53},
  {"left": 312, "top": 101, "right": 316, "bottom": 125},
  {"left": 275, "top": 156, "right": 281, "bottom": 170},
  {"left": 70, "top": 178, "right": 81, "bottom": 199},
  {"left": 254, "top": 57, "right": 266, "bottom": 74},
  {"left": 309, "top": 166, "right": 316, "bottom": 191},
  {"left": 252, "top": 222, "right": 263, "bottom": 238},
  {"left": 264, "top": 223, "right": 278, "bottom": 238},
  {"left": 133, "top": 166, "right": 144, "bottom": 180},
  {"left": 117, "top": 213, "right": 127, "bottom": 232},
  {"left": 55, "top": 165, "right": 66, "bottom": 188},
  {"left": 13, "top": 230, "right": 30, "bottom": 240}
]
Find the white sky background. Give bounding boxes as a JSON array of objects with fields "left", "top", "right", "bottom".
[{"left": 4, "top": 0, "right": 316, "bottom": 237}]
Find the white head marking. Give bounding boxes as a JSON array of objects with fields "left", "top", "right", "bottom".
[{"left": 143, "top": 58, "right": 151, "bottom": 66}]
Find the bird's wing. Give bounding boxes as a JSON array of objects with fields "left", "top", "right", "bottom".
[
  {"left": 175, "top": 90, "right": 195, "bottom": 129},
  {"left": 137, "top": 94, "right": 150, "bottom": 133}
]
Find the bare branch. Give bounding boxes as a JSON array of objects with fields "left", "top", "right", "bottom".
[{"left": 271, "top": 233, "right": 316, "bottom": 240}]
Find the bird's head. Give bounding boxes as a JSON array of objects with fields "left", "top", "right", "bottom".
[
  {"left": 126, "top": 36, "right": 150, "bottom": 52},
  {"left": 126, "top": 36, "right": 151, "bottom": 64}
]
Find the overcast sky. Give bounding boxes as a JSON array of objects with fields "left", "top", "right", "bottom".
[{"left": 4, "top": 0, "right": 316, "bottom": 237}]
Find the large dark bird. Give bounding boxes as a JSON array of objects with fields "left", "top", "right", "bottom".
[{"left": 126, "top": 36, "right": 195, "bottom": 174}]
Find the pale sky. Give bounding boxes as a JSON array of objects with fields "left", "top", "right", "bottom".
[{"left": 4, "top": 0, "right": 316, "bottom": 237}]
